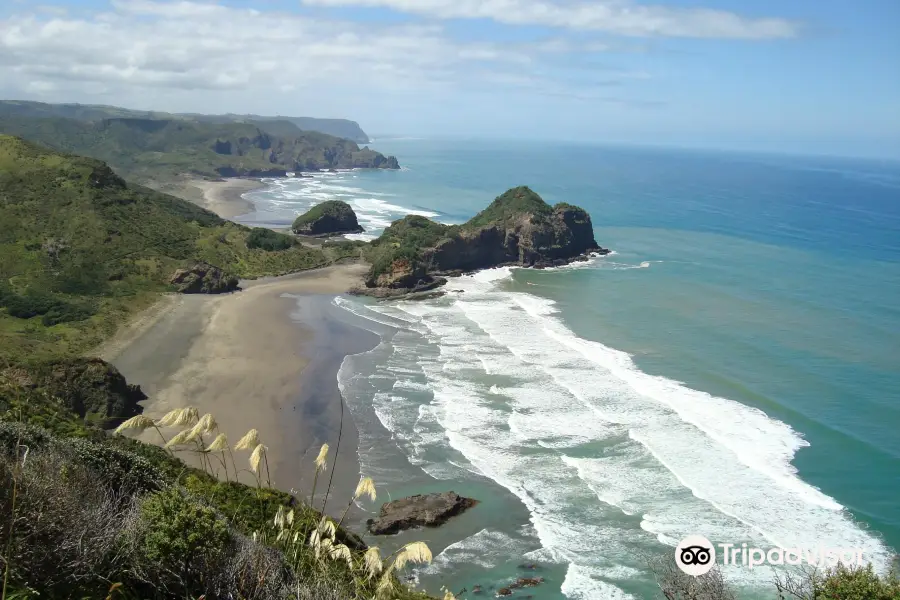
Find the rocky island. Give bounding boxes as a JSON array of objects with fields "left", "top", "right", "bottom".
[
  {"left": 292, "top": 200, "right": 365, "bottom": 236},
  {"left": 357, "top": 186, "right": 609, "bottom": 296}
]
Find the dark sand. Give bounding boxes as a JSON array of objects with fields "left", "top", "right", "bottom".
[{"left": 104, "top": 263, "right": 374, "bottom": 515}]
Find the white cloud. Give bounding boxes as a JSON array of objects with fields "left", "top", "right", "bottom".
[
  {"left": 0, "top": 0, "right": 613, "bottom": 96},
  {"left": 0, "top": 0, "right": 650, "bottom": 107},
  {"left": 300, "top": 0, "right": 799, "bottom": 39}
]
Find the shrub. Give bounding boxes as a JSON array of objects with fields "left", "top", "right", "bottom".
[
  {"left": 0, "top": 449, "right": 137, "bottom": 596},
  {"left": 246, "top": 227, "right": 295, "bottom": 251},
  {"left": 135, "top": 487, "right": 232, "bottom": 593},
  {"left": 775, "top": 562, "right": 900, "bottom": 600},
  {"left": 1, "top": 288, "right": 95, "bottom": 324}
]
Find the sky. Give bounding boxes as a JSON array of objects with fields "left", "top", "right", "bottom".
[{"left": 0, "top": 0, "right": 898, "bottom": 158}]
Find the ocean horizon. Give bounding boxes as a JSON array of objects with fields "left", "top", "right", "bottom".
[{"left": 238, "top": 138, "right": 900, "bottom": 600}]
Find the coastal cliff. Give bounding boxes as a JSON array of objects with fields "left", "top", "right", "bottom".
[{"left": 360, "top": 186, "right": 608, "bottom": 295}]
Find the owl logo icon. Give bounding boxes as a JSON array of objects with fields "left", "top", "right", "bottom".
[{"left": 675, "top": 535, "right": 716, "bottom": 576}]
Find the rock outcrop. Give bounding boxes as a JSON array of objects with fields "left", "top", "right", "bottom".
[
  {"left": 367, "top": 491, "right": 477, "bottom": 535},
  {"left": 170, "top": 262, "right": 239, "bottom": 294},
  {"left": 426, "top": 202, "right": 603, "bottom": 272},
  {"left": 361, "top": 187, "right": 609, "bottom": 295},
  {"left": 292, "top": 200, "right": 364, "bottom": 236},
  {"left": 1, "top": 358, "right": 146, "bottom": 429}
]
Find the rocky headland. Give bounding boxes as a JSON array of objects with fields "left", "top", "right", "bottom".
[{"left": 355, "top": 186, "right": 609, "bottom": 297}]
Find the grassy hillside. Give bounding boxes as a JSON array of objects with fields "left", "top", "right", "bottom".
[
  {"left": 0, "top": 135, "right": 335, "bottom": 362},
  {"left": 0, "top": 115, "right": 397, "bottom": 183},
  {"left": 465, "top": 186, "right": 553, "bottom": 228},
  {"left": 0, "top": 99, "right": 371, "bottom": 142}
]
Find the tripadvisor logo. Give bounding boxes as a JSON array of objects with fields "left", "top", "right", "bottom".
[
  {"left": 675, "top": 535, "right": 716, "bottom": 576},
  {"left": 675, "top": 535, "right": 866, "bottom": 576}
]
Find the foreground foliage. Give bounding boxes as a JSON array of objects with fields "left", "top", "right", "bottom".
[
  {"left": 0, "top": 385, "right": 435, "bottom": 600},
  {"left": 650, "top": 553, "right": 900, "bottom": 600}
]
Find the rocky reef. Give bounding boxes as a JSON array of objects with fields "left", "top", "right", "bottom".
[
  {"left": 367, "top": 491, "right": 478, "bottom": 535},
  {"left": 292, "top": 200, "right": 364, "bottom": 237},
  {"left": 357, "top": 186, "right": 609, "bottom": 296},
  {"left": 169, "top": 262, "right": 239, "bottom": 294}
]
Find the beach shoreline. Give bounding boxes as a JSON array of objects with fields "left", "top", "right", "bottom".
[
  {"left": 106, "top": 263, "right": 372, "bottom": 514},
  {"left": 148, "top": 177, "right": 266, "bottom": 220}
]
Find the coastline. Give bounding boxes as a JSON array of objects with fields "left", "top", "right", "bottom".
[
  {"left": 149, "top": 177, "right": 266, "bottom": 219},
  {"left": 106, "top": 263, "right": 373, "bottom": 513}
]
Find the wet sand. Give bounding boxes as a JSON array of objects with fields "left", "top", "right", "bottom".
[{"left": 105, "top": 263, "right": 376, "bottom": 514}]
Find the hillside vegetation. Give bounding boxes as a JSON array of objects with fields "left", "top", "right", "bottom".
[
  {"left": 0, "top": 115, "right": 398, "bottom": 183},
  {"left": 0, "top": 370, "right": 435, "bottom": 600},
  {"left": 0, "top": 135, "right": 342, "bottom": 362},
  {"left": 0, "top": 99, "right": 371, "bottom": 143}
]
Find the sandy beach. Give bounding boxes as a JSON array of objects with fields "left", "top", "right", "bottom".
[
  {"left": 103, "top": 263, "right": 376, "bottom": 515},
  {"left": 148, "top": 177, "right": 265, "bottom": 219}
]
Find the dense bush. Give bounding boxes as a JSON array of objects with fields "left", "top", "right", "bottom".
[
  {"left": 136, "top": 487, "right": 232, "bottom": 592},
  {"left": 246, "top": 227, "right": 295, "bottom": 251},
  {"left": 1, "top": 288, "right": 96, "bottom": 325}
]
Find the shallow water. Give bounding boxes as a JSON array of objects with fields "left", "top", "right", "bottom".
[{"left": 242, "top": 140, "right": 900, "bottom": 599}]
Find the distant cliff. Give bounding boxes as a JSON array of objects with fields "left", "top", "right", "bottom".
[
  {"left": 0, "top": 100, "right": 371, "bottom": 143},
  {"left": 361, "top": 186, "right": 608, "bottom": 295},
  {"left": 0, "top": 114, "right": 398, "bottom": 181}
]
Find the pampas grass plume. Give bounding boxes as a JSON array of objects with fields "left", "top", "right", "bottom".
[
  {"left": 314, "top": 443, "right": 329, "bottom": 472},
  {"left": 165, "top": 429, "right": 194, "bottom": 448},
  {"left": 354, "top": 476, "right": 376, "bottom": 501},
  {"left": 155, "top": 408, "right": 186, "bottom": 427},
  {"left": 394, "top": 541, "right": 432, "bottom": 570},
  {"left": 207, "top": 433, "right": 228, "bottom": 451},
  {"left": 249, "top": 443, "right": 267, "bottom": 474},
  {"left": 329, "top": 543, "right": 353, "bottom": 568},
  {"left": 114, "top": 415, "right": 155, "bottom": 434},
  {"left": 174, "top": 406, "right": 199, "bottom": 427},
  {"left": 273, "top": 505, "right": 286, "bottom": 529},
  {"left": 234, "top": 428, "right": 260, "bottom": 450},
  {"left": 191, "top": 413, "right": 217, "bottom": 437},
  {"left": 364, "top": 547, "right": 383, "bottom": 579},
  {"left": 318, "top": 517, "right": 336, "bottom": 541}
]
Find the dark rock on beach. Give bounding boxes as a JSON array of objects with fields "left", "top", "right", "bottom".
[
  {"left": 169, "top": 262, "right": 239, "bottom": 294},
  {"left": 367, "top": 491, "right": 478, "bottom": 535}
]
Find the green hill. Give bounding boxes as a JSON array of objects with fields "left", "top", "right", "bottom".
[
  {"left": 0, "top": 135, "right": 352, "bottom": 361},
  {"left": 0, "top": 99, "right": 371, "bottom": 142},
  {"left": 0, "top": 114, "right": 398, "bottom": 183}
]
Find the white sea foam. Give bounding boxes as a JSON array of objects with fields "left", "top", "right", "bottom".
[
  {"left": 426, "top": 528, "right": 533, "bottom": 573},
  {"left": 335, "top": 268, "right": 894, "bottom": 597},
  {"left": 561, "top": 564, "right": 639, "bottom": 600}
]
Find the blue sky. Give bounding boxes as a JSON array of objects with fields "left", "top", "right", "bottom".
[{"left": 0, "top": 0, "right": 898, "bottom": 158}]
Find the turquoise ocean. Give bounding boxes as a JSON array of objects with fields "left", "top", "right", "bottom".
[{"left": 238, "top": 140, "right": 900, "bottom": 599}]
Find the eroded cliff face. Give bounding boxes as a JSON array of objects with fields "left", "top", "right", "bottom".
[{"left": 426, "top": 205, "right": 602, "bottom": 272}]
